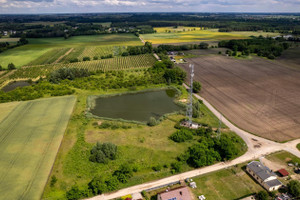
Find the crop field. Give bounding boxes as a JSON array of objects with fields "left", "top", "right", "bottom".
[
  {"left": 141, "top": 27, "right": 278, "bottom": 44},
  {"left": 0, "top": 34, "right": 142, "bottom": 68},
  {"left": 277, "top": 47, "right": 300, "bottom": 70},
  {"left": 180, "top": 55, "right": 300, "bottom": 142},
  {"left": 0, "top": 96, "right": 76, "bottom": 200},
  {"left": 60, "top": 45, "right": 127, "bottom": 63},
  {"left": 9, "top": 54, "right": 156, "bottom": 79},
  {"left": 28, "top": 48, "right": 72, "bottom": 65}
]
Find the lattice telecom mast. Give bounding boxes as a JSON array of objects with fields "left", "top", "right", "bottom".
[{"left": 186, "top": 64, "right": 194, "bottom": 125}]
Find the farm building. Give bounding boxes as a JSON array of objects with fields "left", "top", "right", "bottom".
[
  {"left": 157, "top": 186, "right": 192, "bottom": 200},
  {"left": 278, "top": 169, "right": 289, "bottom": 177},
  {"left": 246, "top": 161, "right": 282, "bottom": 191}
]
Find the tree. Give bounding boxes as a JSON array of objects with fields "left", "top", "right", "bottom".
[
  {"left": 256, "top": 190, "right": 269, "bottom": 200},
  {"left": 0, "top": 65, "right": 3, "bottom": 71},
  {"left": 199, "top": 42, "right": 209, "bottom": 49},
  {"left": 66, "top": 185, "right": 87, "bottom": 200},
  {"left": 193, "top": 81, "right": 202, "bottom": 93},
  {"left": 113, "top": 164, "right": 133, "bottom": 183},
  {"left": 288, "top": 180, "right": 300, "bottom": 197},
  {"left": 90, "top": 142, "right": 118, "bottom": 164},
  {"left": 169, "top": 129, "right": 193, "bottom": 143},
  {"left": 7, "top": 63, "right": 16, "bottom": 70},
  {"left": 88, "top": 176, "right": 107, "bottom": 195}
]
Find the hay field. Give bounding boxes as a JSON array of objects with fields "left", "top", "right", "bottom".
[
  {"left": 141, "top": 27, "right": 278, "bottom": 44},
  {"left": 0, "top": 34, "right": 142, "bottom": 68},
  {"left": 0, "top": 96, "right": 76, "bottom": 200},
  {"left": 180, "top": 55, "right": 300, "bottom": 142}
]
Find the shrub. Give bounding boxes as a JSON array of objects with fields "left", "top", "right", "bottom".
[
  {"left": 199, "top": 42, "right": 209, "bottom": 49},
  {"left": 0, "top": 65, "right": 3, "bottom": 71},
  {"left": 83, "top": 56, "right": 91, "bottom": 61},
  {"left": 169, "top": 129, "right": 193, "bottom": 143},
  {"left": 89, "top": 142, "right": 118, "bottom": 164},
  {"left": 113, "top": 164, "right": 133, "bottom": 183},
  {"left": 288, "top": 180, "right": 300, "bottom": 197},
  {"left": 256, "top": 190, "right": 269, "bottom": 200},
  {"left": 147, "top": 117, "right": 157, "bottom": 126},
  {"left": 7, "top": 63, "right": 16, "bottom": 70},
  {"left": 170, "top": 162, "right": 182, "bottom": 174},
  {"left": 69, "top": 58, "right": 79, "bottom": 63},
  {"left": 50, "top": 175, "right": 57, "bottom": 187},
  {"left": 152, "top": 165, "right": 162, "bottom": 172},
  {"left": 93, "top": 56, "right": 98, "bottom": 60},
  {"left": 193, "top": 81, "right": 202, "bottom": 93},
  {"left": 66, "top": 185, "right": 88, "bottom": 200}
]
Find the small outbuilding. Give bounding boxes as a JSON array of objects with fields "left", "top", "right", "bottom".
[{"left": 278, "top": 169, "right": 289, "bottom": 177}]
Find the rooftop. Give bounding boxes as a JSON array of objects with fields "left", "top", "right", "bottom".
[
  {"left": 247, "top": 161, "right": 277, "bottom": 181},
  {"left": 278, "top": 168, "right": 289, "bottom": 177},
  {"left": 158, "top": 186, "right": 192, "bottom": 200}
]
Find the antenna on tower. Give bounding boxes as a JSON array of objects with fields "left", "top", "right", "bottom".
[{"left": 186, "top": 64, "right": 194, "bottom": 126}]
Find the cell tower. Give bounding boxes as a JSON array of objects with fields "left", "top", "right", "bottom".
[{"left": 186, "top": 64, "right": 194, "bottom": 125}]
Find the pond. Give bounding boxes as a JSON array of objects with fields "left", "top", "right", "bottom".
[
  {"left": 1, "top": 81, "right": 32, "bottom": 92},
  {"left": 90, "top": 89, "right": 183, "bottom": 122}
]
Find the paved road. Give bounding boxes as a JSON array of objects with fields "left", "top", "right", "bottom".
[{"left": 87, "top": 86, "right": 300, "bottom": 200}]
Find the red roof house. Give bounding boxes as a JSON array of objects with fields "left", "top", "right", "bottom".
[{"left": 157, "top": 186, "right": 192, "bottom": 200}]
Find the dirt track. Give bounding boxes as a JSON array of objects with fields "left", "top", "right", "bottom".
[{"left": 180, "top": 55, "right": 300, "bottom": 142}]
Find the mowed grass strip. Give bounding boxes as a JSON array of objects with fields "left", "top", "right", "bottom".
[
  {"left": 0, "top": 96, "right": 76, "bottom": 200},
  {"left": 191, "top": 165, "right": 262, "bottom": 199}
]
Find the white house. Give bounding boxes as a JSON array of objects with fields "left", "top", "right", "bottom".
[{"left": 246, "top": 161, "right": 282, "bottom": 191}]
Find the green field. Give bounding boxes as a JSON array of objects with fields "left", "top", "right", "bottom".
[
  {"left": 191, "top": 164, "right": 262, "bottom": 199},
  {"left": 141, "top": 27, "right": 279, "bottom": 44},
  {"left": 0, "top": 96, "right": 76, "bottom": 200},
  {"left": 0, "top": 34, "right": 142, "bottom": 68}
]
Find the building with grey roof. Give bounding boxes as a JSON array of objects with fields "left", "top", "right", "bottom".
[{"left": 246, "top": 161, "right": 282, "bottom": 191}]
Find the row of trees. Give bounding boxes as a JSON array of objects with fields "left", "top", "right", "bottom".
[
  {"left": 219, "top": 37, "right": 290, "bottom": 59},
  {"left": 0, "top": 81, "right": 75, "bottom": 103},
  {"left": 154, "top": 42, "right": 209, "bottom": 54},
  {"left": 0, "top": 36, "right": 28, "bottom": 53}
]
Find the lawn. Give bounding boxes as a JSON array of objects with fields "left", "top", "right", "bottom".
[
  {"left": 191, "top": 164, "right": 263, "bottom": 199},
  {"left": 42, "top": 85, "right": 245, "bottom": 200},
  {"left": 0, "top": 96, "right": 76, "bottom": 200},
  {"left": 0, "top": 34, "right": 142, "bottom": 68},
  {"left": 141, "top": 27, "right": 278, "bottom": 44}
]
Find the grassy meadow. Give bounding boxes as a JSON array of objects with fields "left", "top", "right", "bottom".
[
  {"left": 42, "top": 84, "right": 245, "bottom": 200},
  {"left": 0, "top": 34, "right": 142, "bottom": 68},
  {"left": 190, "top": 164, "right": 263, "bottom": 199},
  {"left": 0, "top": 96, "right": 76, "bottom": 200},
  {"left": 141, "top": 27, "right": 278, "bottom": 44}
]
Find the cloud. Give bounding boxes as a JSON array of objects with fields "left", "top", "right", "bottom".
[{"left": 0, "top": 0, "right": 300, "bottom": 13}]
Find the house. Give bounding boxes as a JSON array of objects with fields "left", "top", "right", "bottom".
[
  {"left": 246, "top": 161, "right": 282, "bottom": 191},
  {"left": 157, "top": 186, "right": 192, "bottom": 200},
  {"left": 278, "top": 169, "right": 289, "bottom": 177}
]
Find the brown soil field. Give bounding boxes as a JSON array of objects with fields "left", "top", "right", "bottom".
[
  {"left": 180, "top": 55, "right": 300, "bottom": 142},
  {"left": 276, "top": 47, "right": 300, "bottom": 70}
]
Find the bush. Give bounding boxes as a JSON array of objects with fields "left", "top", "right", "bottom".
[
  {"left": 83, "top": 56, "right": 91, "bottom": 61},
  {"left": 93, "top": 56, "right": 98, "bottom": 60},
  {"left": 66, "top": 185, "right": 88, "bottom": 200},
  {"left": 89, "top": 142, "right": 118, "bottom": 164},
  {"left": 147, "top": 117, "right": 157, "bottom": 126},
  {"left": 288, "top": 180, "right": 300, "bottom": 197},
  {"left": 7, "top": 63, "right": 16, "bottom": 70},
  {"left": 69, "top": 58, "right": 79, "bottom": 63},
  {"left": 50, "top": 175, "right": 57, "bottom": 187},
  {"left": 113, "top": 164, "right": 133, "bottom": 183},
  {"left": 49, "top": 67, "right": 90, "bottom": 83},
  {"left": 0, "top": 65, "right": 3, "bottom": 71},
  {"left": 169, "top": 129, "right": 193, "bottom": 143},
  {"left": 152, "top": 165, "right": 162, "bottom": 172},
  {"left": 199, "top": 42, "right": 209, "bottom": 49},
  {"left": 193, "top": 81, "right": 202, "bottom": 93},
  {"left": 256, "top": 190, "right": 269, "bottom": 200},
  {"left": 170, "top": 162, "right": 182, "bottom": 174}
]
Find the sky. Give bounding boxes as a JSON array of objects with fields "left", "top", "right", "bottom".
[{"left": 0, "top": 0, "right": 300, "bottom": 14}]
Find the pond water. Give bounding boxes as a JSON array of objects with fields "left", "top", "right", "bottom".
[
  {"left": 1, "top": 81, "right": 32, "bottom": 92},
  {"left": 90, "top": 89, "right": 182, "bottom": 122}
]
